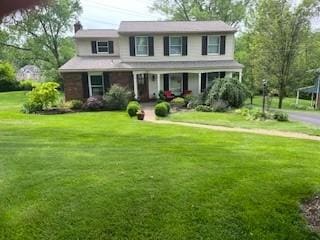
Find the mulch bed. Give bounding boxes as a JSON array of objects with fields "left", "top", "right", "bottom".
[
  {"left": 301, "top": 195, "right": 320, "bottom": 232},
  {"left": 37, "top": 108, "right": 78, "bottom": 115}
]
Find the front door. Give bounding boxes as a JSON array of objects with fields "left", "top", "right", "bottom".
[{"left": 138, "top": 74, "right": 149, "bottom": 102}]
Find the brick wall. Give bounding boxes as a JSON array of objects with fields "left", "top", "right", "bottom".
[
  {"left": 62, "top": 71, "right": 134, "bottom": 101},
  {"left": 110, "top": 72, "right": 133, "bottom": 91},
  {"left": 62, "top": 72, "right": 84, "bottom": 101}
]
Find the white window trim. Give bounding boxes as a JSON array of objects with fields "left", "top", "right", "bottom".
[
  {"left": 169, "top": 36, "right": 183, "bottom": 56},
  {"left": 135, "top": 36, "right": 149, "bottom": 57},
  {"left": 96, "top": 41, "right": 109, "bottom": 54},
  {"left": 88, "top": 72, "right": 104, "bottom": 97},
  {"left": 207, "top": 35, "right": 220, "bottom": 55}
]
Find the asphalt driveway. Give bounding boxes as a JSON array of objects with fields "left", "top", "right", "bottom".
[{"left": 288, "top": 111, "right": 320, "bottom": 126}]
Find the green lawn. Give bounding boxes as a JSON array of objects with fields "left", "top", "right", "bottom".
[
  {"left": 1, "top": 92, "right": 320, "bottom": 239},
  {"left": 168, "top": 111, "right": 320, "bottom": 136},
  {"left": 247, "top": 96, "right": 315, "bottom": 111}
]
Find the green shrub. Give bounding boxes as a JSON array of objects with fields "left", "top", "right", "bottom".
[
  {"left": 171, "top": 97, "right": 185, "bottom": 108},
  {"left": 21, "top": 101, "right": 43, "bottom": 114},
  {"left": 206, "top": 78, "right": 248, "bottom": 108},
  {"left": 69, "top": 100, "right": 83, "bottom": 110},
  {"left": 212, "top": 100, "right": 229, "bottom": 112},
  {"left": 23, "top": 82, "right": 60, "bottom": 112},
  {"left": 273, "top": 111, "right": 289, "bottom": 122},
  {"left": 0, "top": 61, "right": 19, "bottom": 92},
  {"left": 158, "top": 90, "right": 165, "bottom": 101},
  {"left": 105, "top": 84, "right": 131, "bottom": 110},
  {"left": 127, "top": 101, "right": 141, "bottom": 117},
  {"left": 155, "top": 103, "right": 169, "bottom": 117},
  {"left": 19, "top": 80, "right": 39, "bottom": 91},
  {"left": 162, "top": 101, "right": 171, "bottom": 113},
  {"left": 195, "top": 105, "right": 212, "bottom": 112}
]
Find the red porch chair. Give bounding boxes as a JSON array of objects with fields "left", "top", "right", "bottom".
[{"left": 164, "top": 90, "right": 175, "bottom": 101}]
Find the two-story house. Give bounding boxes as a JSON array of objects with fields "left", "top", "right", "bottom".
[{"left": 59, "top": 20, "right": 243, "bottom": 101}]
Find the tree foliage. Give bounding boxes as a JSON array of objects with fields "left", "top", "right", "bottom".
[
  {"left": 244, "top": 0, "right": 320, "bottom": 108},
  {"left": 206, "top": 78, "right": 248, "bottom": 108},
  {"left": 0, "top": 61, "right": 18, "bottom": 92},
  {"left": 1, "top": 0, "right": 81, "bottom": 82},
  {"left": 151, "top": 0, "right": 253, "bottom": 27}
]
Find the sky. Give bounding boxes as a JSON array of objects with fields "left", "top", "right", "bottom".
[
  {"left": 79, "top": 0, "right": 164, "bottom": 29},
  {"left": 78, "top": 0, "right": 319, "bottom": 30}
]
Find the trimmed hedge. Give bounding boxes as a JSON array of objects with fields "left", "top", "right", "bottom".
[
  {"left": 155, "top": 103, "right": 169, "bottom": 117},
  {"left": 127, "top": 101, "right": 141, "bottom": 117}
]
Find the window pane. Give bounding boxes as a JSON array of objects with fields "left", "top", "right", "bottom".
[
  {"left": 98, "top": 42, "right": 108, "bottom": 47},
  {"left": 170, "top": 46, "right": 182, "bottom": 55},
  {"left": 170, "top": 37, "right": 182, "bottom": 45},
  {"left": 98, "top": 47, "right": 108, "bottom": 52},
  {"left": 135, "top": 37, "right": 148, "bottom": 55},
  {"left": 208, "top": 72, "right": 220, "bottom": 86},
  {"left": 136, "top": 37, "right": 148, "bottom": 45},
  {"left": 92, "top": 87, "right": 104, "bottom": 96},
  {"left": 208, "top": 36, "right": 219, "bottom": 45},
  {"left": 136, "top": 46, "right": 148, "bottom": 55},
  {"left": 91, "top": 75, "right": 103, "bottom": 85},
  {"left": 208, "top": 45, "right": 219, "bottom": 54}
]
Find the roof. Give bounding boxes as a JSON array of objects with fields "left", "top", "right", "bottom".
[
  {"left": 59, "top": 56, "right": 243, "bottom": 72},
  {"left": 75, "top": 29, "right": 119, "bottom": 39},
  {"left": 119, "top": 21, "right": 236, "bottom": 34}
]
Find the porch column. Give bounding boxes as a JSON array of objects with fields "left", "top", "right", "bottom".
[
  {"left": 198, "top": 72, "right": 202, "bottom": 94},
  {"left": 133, "top": 73, "right": 138, "bottom": 99},
  {"left": 239, "top": 70, "right": 243, "bottom": 83},
  {"left": 157, "top": 74, "right": 161, "bottom": 95}
]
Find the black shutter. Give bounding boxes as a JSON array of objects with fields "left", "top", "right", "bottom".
[
  {"left": 183, "top": 73, "right": 188, "bottom": 91},
  {"left": 220, "top": 36, "right": 226, "bottom": 55},
  {"left": 201, "top": 73, "right": 207, "bottom": 92},
  {"left": 182, "top": 36, "right": 188, "bottom": 56},
  {"left": 220, "top": 72, "right": 226, "bottom": 78},
  {"left": 103, "top": 72, "right": 110, "bottom": 92},
  {"left": 129, "top": 36, "right": 135, "bottom": 56},
  {"left": 82, "top": 72, "right": 89, "bottom": 98},
  {"left": 148, "top": 36, "right": 154, "bottom": 56},
  {"left": 164, "top": 74, "right": 169, "bottom": 91},
  {"left": 202, "top": 36, "right": 208, "bottom": 55},
  {"left": 108, "top": 41, "right": 114, "bottom": 54},
  {"left": 164, "top": 36, "right": 169, "bottom": 56},
  {"left": 91, "top": 41, "right": 97, "bottom": 54}
]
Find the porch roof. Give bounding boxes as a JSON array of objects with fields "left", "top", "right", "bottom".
[{"left": 59, "top": 56, "right": 243, "bottom": 73}]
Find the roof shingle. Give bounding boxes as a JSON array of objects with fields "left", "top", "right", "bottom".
[
  {"left": 119, "top": 21, "right": 236, "bottom": 34},
  {"left": 59, "top": 57, "right": 243, "bottom": 72}
]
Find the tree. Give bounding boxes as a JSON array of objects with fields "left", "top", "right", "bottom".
[
  {"left": 248, "top": 0, "right": 320, "bottom": 109},
  {"left": 1, "top": 0, "right": 81, "bottom": 82},
  {"left": 151, "top": 0, "right": 253, "bottom": 27}
]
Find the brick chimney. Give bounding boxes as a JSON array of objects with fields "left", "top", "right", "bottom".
[{"left": 74, "top": 21, "right": 83, "bottom": 33}]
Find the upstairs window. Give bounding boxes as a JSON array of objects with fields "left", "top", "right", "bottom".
[
  {"left": 135, "top": 36, "right": 149, "bottom": 56},
  {"left": 97, "top": 41, "right": 109, "bottom": 53},
  {"left": 207, "top": 36, "right": 220, "bottom": 54},
  {"left": 169, "top": 36, "right": 182, "bottom": 56}
]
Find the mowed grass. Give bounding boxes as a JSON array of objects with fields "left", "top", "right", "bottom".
[
  {"left": 1, "top": 92, "right": 320, "bottom": 239},
  {"left": 169, "top": 111, "right": 320, "bottom": 136},
  {"left": 247, "top": 96, "right": 315, "bottom": 111}
]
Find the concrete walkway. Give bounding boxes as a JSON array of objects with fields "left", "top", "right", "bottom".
[{"left": 141, "top": 103, "right": 320, "bottom": 141}]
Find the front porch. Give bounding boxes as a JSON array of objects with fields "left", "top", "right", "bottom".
[{"left": 132, "top": 70, "right": 243, "bottom": 101}]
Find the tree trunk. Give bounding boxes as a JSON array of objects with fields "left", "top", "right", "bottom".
[{"left": 250, "top": 96, "right": 253, "bottom": 105}]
